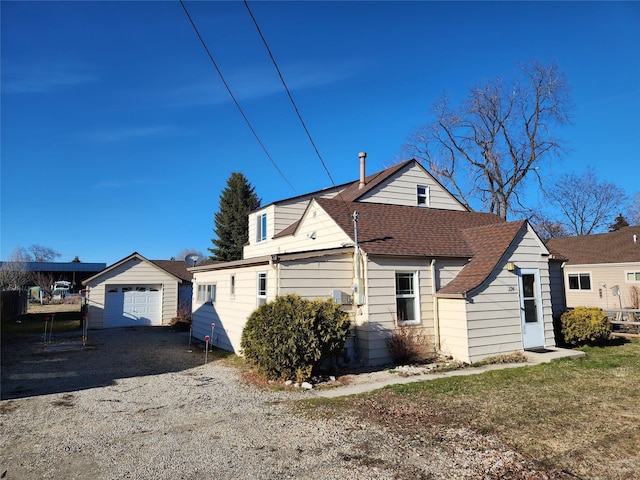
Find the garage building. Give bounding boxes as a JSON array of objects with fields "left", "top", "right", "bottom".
[{"left": 83, "top": 252, "right": 192, "bottom": 328}]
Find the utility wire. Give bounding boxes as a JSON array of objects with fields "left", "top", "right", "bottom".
[
  {"left": 243, "top": 0, "right": 342, "bottom": 189},
  {"left": 179, "top": 0, "right": 297, "bottom": 194},
  {"left": 243, "top": 0, "right": 354, "bottom": 217}
]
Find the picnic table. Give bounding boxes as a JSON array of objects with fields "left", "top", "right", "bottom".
[{"left": 605, "top": 308, "right": 640, "bottom": 336}]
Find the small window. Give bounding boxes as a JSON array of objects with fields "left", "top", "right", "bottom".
[
  {"left": 626, "top": 271, "right": 640, "bottom": 283},
  {"left": 197, "top": 284, "right": 216, "bottom": 303},
  {"left": 136, "top": 286, "right": 146, "bottom": 292},
  {"left": 230, "top": 274, "right": 236, "bottom": 296},
  {"left": 568, "top": 273, "right": 591, "bottom": 290},
  {"left": 417, "top": 185, "right": 429, "bottom": 207},
  {"left": 107, "top": 288, "right": 118, "bottom": 293},
  {"left": 395, "top": 272, "right": 419, "bottom": 324},
  {"left": 257, "top": 272, "right": 267, "bottom": 306},
  {"left": 256, "top": 212, "right": 267, "bottom": 243},
  {"left": 122, "top": 287, "right": 132, "bottom": 292}
]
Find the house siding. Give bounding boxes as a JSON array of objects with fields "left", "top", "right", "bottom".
[
  {"left": 357, "top": 163, "right": 467, "bottom": 210},
  {"left": 191, "top": 263, "right": 273, "bottom": 353},
  {"left": 244, "top": 200, "right": 352, "bottom": 259},
  {"left": 437, "top": 298, "right": 470, "bottom": 362},
  {"left": 363, "top": 256, "right": 434, "bottom": 365},
  {"left": 563, "top": 262, "right": 640, "bottom": 310},
  {"left": 85, "top": 258, "right": 179, "bottom": 329},
  {"left": 464, "top": 225, "right": 555, "bottom": 363}
]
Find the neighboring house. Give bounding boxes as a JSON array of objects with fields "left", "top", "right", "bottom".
[
  {"left": 546, "top": 226, "right": 640, "bottom": 311},
  {"left": 83, "top": 253, "right": 193, "bottom": 328},
  {"left": 191, "top": 155, "right": 555, "bottom": 365}
]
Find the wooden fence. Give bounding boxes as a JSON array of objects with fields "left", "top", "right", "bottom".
[{"left": 1, "top": 290, "right": 28, "bottom": 322}]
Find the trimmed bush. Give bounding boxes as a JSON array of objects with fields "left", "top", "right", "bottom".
[
  {"left": 240, "top": 294, "right": 350, "bottom": 383},
  {"left": 560, "top": 307, "right": 611, "bottom": 346}
]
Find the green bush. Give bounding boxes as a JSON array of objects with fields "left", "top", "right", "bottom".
[
  {"left": 240, "top": 294, "right": 350, "bottom": 383},
  {"left": 560, "top": 307, "right": 611, "bottom": 346}
]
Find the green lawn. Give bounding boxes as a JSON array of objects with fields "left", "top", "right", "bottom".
[
  {"left": 308, "top": 339, "right": 640, "bottom": 479},
  {"left": 2, "top": 307, "right": 83, "bottom": 335}
]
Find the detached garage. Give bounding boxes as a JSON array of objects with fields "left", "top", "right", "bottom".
[{"left": 83, "top": 252, "right": 192, "bottom": 329}]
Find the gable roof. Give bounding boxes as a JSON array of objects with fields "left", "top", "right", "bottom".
[
  {"left": 437, "top": 221, "right": 529, "bottom": 297},
  {"left": 83, "top": 252, "right": 190, "bottom": 285},
  {"left": 315, "top": 198, "right": 505, "bottom": 257},
  {"left": 545, "top": 226, "right": 640, "bottom": 265}
]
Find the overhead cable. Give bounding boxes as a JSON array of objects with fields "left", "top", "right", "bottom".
[{"left": 179, "top": 0, "right": 297, "bottom": 194}]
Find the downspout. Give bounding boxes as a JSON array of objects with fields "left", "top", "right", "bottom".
[
  {"left": 353, "top": 211, "right": 364, "bottom": 306},
  {"left": 271, "top": 255, "right": 281, "bottom": 296},
  {"left": 431, "top": 259, "right": 441, "bottom": 351}
]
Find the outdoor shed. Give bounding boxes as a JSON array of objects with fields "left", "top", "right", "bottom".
[{"left": 83, "top": 252, "right": 192, "bottom": 329}]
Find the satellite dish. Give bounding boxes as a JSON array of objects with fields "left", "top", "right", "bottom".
[{"left": 184, "top": 253, "right": 203, "bottom": 267}]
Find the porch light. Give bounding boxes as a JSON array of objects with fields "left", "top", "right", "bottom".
[{"left": 506, "top": 262, "right": 516, "bottom": 272}]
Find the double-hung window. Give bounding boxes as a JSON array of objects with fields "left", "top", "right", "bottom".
[
  {"left": 417, "top": 185, "right": 429, "bottom": 207},
  {"left": 625, "top": 271, "right": 640, "bottom": 283},
  {"left": 395, "top": 272, "right": 419, "bottom": 324},
  {"left": 197, "top": 284, "right": 216, "bottom": 303},
  {"left": 256, "top": 212, "right": 267, "bottom": 243},
  {"left": 568, "top": 273, "right": 591, "bottom": 290},
  {"left": 257, "top": 272, "right": 267, "bottom": 306}
]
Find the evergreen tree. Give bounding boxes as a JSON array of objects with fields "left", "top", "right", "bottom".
[
  {"left": 209, "top": 172, "right": 261, "bottom": 261},
  {"left": 609, "top": 213, "right": 629, "bottom": 232}
]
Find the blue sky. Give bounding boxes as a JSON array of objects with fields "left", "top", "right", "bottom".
[{"left": 2, "top": 1, "right": 638, "bottom": 265}]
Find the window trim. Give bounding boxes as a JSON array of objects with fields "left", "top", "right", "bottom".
[
  {"left": 395, "top": 271, "right": 420, "bottom": 325},
  {"left": 257, "top": 271, "right": 267, "bottom": 306},
  {"left": 196, "top": 283, "right": 216, "bottom": 304},
  {"left": 567, "top": 272, "right": 592, "bottom": 291},
  {"left": 256, "top": 212, "right": 267, "bottom": 243},
  {"left": 625, "top": 271, "right": 640, "bottom": 283},
  {"left": 230, "top": 274, "right": 236, "bottom": 297},
  {"left": 417, "top": 185, "right": 429, "bottom": 207}
]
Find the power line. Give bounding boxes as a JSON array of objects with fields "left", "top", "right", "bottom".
[
  {"left": 179, "top": 0, "right": 297, "bottom": 194},
  {"left": 243, "top": 0, "right": 339, "bottom": 190}
]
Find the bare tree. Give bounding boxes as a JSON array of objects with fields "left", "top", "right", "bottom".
[
  {"left": 403, "top": 60, "right": 571, "bottom": 219},
  {"left": 529, "top": 215, "right": 569, "bottom": 242},
  {"left": 0, "top": 248, "right": 32, "bottom": 290},
  {"left": 627, "top": 192, "right": 640, "bottom": 226},
  {"left": 21, "top": 244, "right": 61, "bottom": 262},
  {"left": 546, "top": 167, "right": 627, "bottom": 235}
]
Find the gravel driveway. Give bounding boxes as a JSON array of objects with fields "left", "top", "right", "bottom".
[{"left": 1, "top": 327, "right": 560, "bottom": 479}]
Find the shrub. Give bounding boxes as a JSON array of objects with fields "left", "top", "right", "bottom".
[
  {"left": 385, "top": 323, "right": 436, "bottom": 364},
  {"left": 240, "top": 294, "right": 350, "bottom": 383},
  {"left": 560, "top": 307, "right": 611, "bottom": 346}
]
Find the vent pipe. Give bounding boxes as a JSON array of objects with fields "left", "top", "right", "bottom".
[{"left": 358, "top": 151, "right": 367, "bottom": 189}]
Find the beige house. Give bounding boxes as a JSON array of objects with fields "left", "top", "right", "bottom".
[
  {"left": 546, "top": 226, "right": 640, "bottom": 311},
  {"left": 191, "top": 156, "right": 556, "bottom": 365},
  {"left": 83, "top": 253, "right": 192, "bottom": 329}
]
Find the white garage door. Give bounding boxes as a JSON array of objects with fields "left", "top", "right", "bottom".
[{"left": 104, "top": 285, "right": 162, "bottom": 328}]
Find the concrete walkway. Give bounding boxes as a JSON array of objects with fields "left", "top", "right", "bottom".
[{"left": 312, "top": 347, "right": 585, "bottom": 398}]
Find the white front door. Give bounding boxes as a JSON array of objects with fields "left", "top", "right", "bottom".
[{"left": 519, "top": 269, "right": 545, "bottom": 349}]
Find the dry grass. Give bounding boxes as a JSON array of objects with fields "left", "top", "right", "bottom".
[{"left": 309, "top": 339, "right": 640, "bottom": 480}]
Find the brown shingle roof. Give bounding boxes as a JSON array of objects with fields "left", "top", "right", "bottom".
[
  {"left": 545, "top": 226, "right": 640, "bottom": 265},
  {"left": 150, "top": 260, "right": 193, "bottom": 283},
  {"left": 437, "top": 221, "right": 527, "bottom": 296},
  {"left": 315, "top": 198, "right": 505, "bottom": 257}
]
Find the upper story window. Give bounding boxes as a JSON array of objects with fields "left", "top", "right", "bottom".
[
  {"left": 417, "top": 185, "right": 429, "bottom": 207},
  {"left": 568, "top": 273, "right": 591, "bottom": 290},
  {"left": 626, "top": 271, "right": 640, "bottom": 283},
  {"left": 197, "top": 284, "right": 216, "bottom": 303},
  {"left": 395, "top": 271, "right": 419, "bottom": 324},
  {"left": 256, "top": 212, "right": 267, "bottom": 243}
]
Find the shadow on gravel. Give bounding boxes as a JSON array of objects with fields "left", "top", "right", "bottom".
[{"left": 1, "top": 327, "right": 208, "bottom": 400}]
